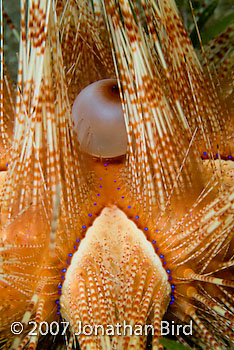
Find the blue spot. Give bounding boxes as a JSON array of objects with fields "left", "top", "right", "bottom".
[
  {"left": 216, "top": 153, "right": 219, "bottom": 157},
  {"left": 171, "top": 297, "right": 175, "bottom": 301},
  {"left": 128, "top": 206, "right": 131, "bottom": 209},
  {"left": 6, "top": 163, "right": 8, "bottom": 167},
  {"left": 144, "top": 227, "right": 148, "bottom": 231},
  {"left": 62, "top": 269, "right": 66, "bottom": 273},
  {"left": 61, "top": 276, "right": 65, "bottom": 279},
  {"left": 156, "top": 247, "right": 159, "bottom": 250},
  {"left": 156, "top": 230, "right": 158, "bottom": 233},
  {"left": 169, "top": 276, "right": 172, "bottom": 280},
  {"left": 121, "top": 196, "right": 124, "bottom": 199},
  {"left": 82, "top": 225, "right": 86, "bottom": 229},
  {"left": 57, "top": 311, "right": 60, "bottom": 314},
  {"left": 204, "top": 152, "right": 207, "bottom": 155},
  {"left": 76, "top": 239, "right": 80, "bottom": 242},
  {"left": 58, "top": 291, "right": 61, "bottom": 294},
  {"left": 88, "top": 214, "right": 92, "bottom": 217},
  {"left": 104, "top": 164, "right": 107, "bottom": 167},
  {"left": 97, "top": 194, "right": 100, "bottom": 196},
  {"left": 167, "top": 270, "right": 171, "bottom": 273},
  {"left": 171, "top": 285, "right": 175, "bottom": 289},
  {"left": 170, "top": 301, "right": 173, "bottom": 305},
  {"left": 68, "top": 253, "right": 72, "bottom": 257},
  {"left": 163, "top": 262, "right": 166, "bottom": 265},
  {"left": 100, "top": 178, "right": 102, "bottom": 181},
  {"left": 94, "top": 203, "right": 97, "bottom": 206},
  {"left": 100, "top": 185, "right": 102, "bottom": 188},
  {"left": 160, "top": 255, "right": 164, "bottom": 258},
  {"left": 67, "top": 261, "right": 69, "bottom": 263},
  {"left": 58, "top": 284, "right": 62, "bottom": 288},
  {"left": 135, "top": 215, "right": 139, "bottom": 219},
  {"left": 74, "top": 246, "right": 77, "bottom": 249},
  {"left": 117, "top": 187, "right": 120, "bottom": 190},
  {"left": 56, "top": 300, "right": 59, "bottom": 304},
  {"left": 152, "top": 240, "right": 156, "bottom": 244},
  {"left": 229, "top": 155, "right": 232, "bottom": 159},
  {"left": 114, "top": 180, "right": 116, "bottom": 183}
]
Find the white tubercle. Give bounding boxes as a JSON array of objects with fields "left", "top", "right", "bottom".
[{"left": 72, "top": 79, "right": 127, "bottom": 158}]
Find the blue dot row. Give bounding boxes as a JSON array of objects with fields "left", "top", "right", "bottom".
[
  {"left": 58, "top": 162, "right": 175, "bottom": 312},
  {"left": 203, "top": 151, "right": 232, "bottom": 159}
]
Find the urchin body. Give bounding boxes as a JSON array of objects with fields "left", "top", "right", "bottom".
[{"left": 0, "top": 0, "right": 233, "bottom": 349}]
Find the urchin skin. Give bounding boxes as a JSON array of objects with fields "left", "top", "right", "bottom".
[
  {"left": 60, "top": 206, "right": 170, "bottom": 350},
  {"left": 0, "top": 0, "right": 233, "bottom": 349}
]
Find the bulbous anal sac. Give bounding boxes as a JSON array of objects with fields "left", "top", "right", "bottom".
[{"left": 72, "top": 79, "right": 128, "bottom": 158}]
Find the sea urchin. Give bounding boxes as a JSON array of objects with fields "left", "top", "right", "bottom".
[{"left": 0, "top": 0, "right": 233, "bottom": 349}]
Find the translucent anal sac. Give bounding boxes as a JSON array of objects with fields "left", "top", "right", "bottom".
[{"left": 72, "top": 79, "right": 128, "bottom": 158}]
